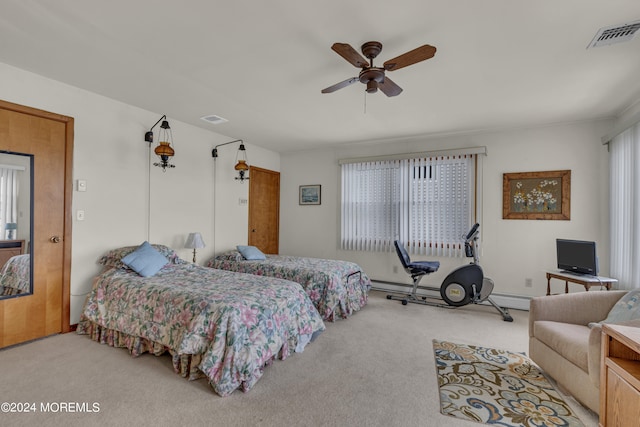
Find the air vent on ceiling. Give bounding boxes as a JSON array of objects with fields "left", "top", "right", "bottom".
[
  {"left": 200, "top": 114, "right": 228, "bottom": 125},
  {"left": 587, "top": 20, "right": 640, "bottom": 49}
]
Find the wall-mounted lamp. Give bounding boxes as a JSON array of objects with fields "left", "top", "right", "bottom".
[
  {"left": 185, "top": 232, "right": 205, "bottom": 263},
  {"left": 145, "top": 115, "right": 175, "bottom": 172},
  {"left": 212, "top": 139, "right": 250, "bottom": 182}
]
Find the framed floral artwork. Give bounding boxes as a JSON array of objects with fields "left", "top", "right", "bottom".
[{"left": 502, "top": 170, "right": 570, "bottom": 220}]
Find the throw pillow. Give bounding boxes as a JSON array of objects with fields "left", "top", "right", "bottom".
[
  {"left": 591, "top": 289, "right": 640, "bottom": 327},
  {"left": 236, "top": 245, "right": 266, "bottom": 260},
  {"left": 99, "top": 243, "right": 185, "bottom": 269},
  {"left": 121, "top": 241, "right": 169, "bottom": 277}
]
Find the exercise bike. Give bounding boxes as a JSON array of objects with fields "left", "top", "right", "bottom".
[{"left": 386, "top": 223, "right": 513, "bottom": 321}]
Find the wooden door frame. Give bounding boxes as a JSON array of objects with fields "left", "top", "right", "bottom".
[{"left": 0, "top": 99, "right": 73, "bottom": 333}]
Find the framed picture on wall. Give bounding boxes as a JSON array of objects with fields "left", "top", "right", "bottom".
[
  {"left": 299, "top": 185, "right": 321, "bottom": 205},
  {"left": 502, "top": 170, "right": 570, "bottom": 220}
]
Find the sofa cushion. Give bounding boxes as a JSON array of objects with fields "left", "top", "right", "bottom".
[{"left": 533, "top": 320, "right": 590, "bottom": 372}]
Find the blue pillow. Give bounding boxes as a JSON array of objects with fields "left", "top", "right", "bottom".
[
  {"left": 236, "top": 245, "right": 266, "bottom": 260},
  {"left": 121, "top": 241, "right": 168, "bottom": 277}
]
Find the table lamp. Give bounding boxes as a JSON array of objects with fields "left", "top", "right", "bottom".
[
  {"left": 185, "top": 232, "right": 205, "bottom": 263},
  {"left": 5, "top": 223, "right": 17, "bottom": 240}
]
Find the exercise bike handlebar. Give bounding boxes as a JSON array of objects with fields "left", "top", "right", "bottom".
[{"left": 464, "top": 223, "right": 480, "bottom": 242}]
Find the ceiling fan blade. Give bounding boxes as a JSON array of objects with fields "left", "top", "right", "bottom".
[
  {"left": 321, "top": 77, "right": 359, "bottom": 94},
  {"left": 378, "top": 76, "right": 403, "bottom": 97},
  {"left": 383, "top": 44, "right": 437, "bottom": 71},
  {"left": 331, "top": 43, "right": 369, "bottom": 68}
]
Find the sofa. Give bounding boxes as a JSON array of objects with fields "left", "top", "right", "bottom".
[{"left": 528, "top": 290, "right": 640, "bottom": 414}]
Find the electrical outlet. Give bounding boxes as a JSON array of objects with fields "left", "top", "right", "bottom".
[{"left": 525, "top": 278, "right": 533, "bottom": 288}]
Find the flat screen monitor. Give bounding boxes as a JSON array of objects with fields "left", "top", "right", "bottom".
[{"left": 556, "top": 239, "right": 598, "bottom": 275}]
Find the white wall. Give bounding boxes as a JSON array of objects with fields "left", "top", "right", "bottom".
[
  {"left": 280, "top": 120, "right": 613, "bottom": 299},
  {"left": 0, "top": 62, "right": 280, "bottom": 324}
]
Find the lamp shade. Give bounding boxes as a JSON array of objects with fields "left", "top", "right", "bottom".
[
  {"left": 185, "top": 232, "right": 205, "bottom": 249},
  {"left": 234, "top": 159, "right": 249, "bottom": 171},
  {"left": 5, "top": 222, "right": 17, "bottom": 240},
  {"left": 154, "top": 141, "right": 175, "bottom": 157}
]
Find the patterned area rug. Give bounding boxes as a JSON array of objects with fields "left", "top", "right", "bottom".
[{"left": 433, "top": 340, "right": 585, "bottom": 427}]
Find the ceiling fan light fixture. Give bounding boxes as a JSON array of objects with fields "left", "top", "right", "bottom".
[{"left": 321, "top": 40, "right": 436, "bottom": 98}]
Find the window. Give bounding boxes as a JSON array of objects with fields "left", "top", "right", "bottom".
[
  {"left": 341, "top": 153, "right": 477, "bottom": 256},
  {"left": 0, "top": 167, "right": 19, "bottom": 236},
  {"left": 609, "top": 120, "right": 640, "bottom": 290}
]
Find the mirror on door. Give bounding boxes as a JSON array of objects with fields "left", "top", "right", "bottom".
[{"left": 0, "top": 151, "right": 33, "bottom": 299}]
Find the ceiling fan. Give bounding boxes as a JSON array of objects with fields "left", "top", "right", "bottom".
[{"left": 321, "top": 41, "right": 437, "bottom": 97}]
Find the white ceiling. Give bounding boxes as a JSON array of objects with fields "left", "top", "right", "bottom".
[{"left": 1, "top": 1, "right": 640, "bottom": 153}]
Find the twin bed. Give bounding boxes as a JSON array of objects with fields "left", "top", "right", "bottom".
[
  {"left": 78, "top": 243, "right": 370, "bottom": 396},
  {"left": 0, "top": 254, "right": 30, "bottom": 296},
  {"left": 208, "top": 249, "right": 371, "bottom": 321}
]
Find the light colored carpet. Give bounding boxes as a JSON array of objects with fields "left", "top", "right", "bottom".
[
  {"left": 433, "top": 340, "right": 584, "bottom": 426},
  {"left": 0, "top": 291, "right": 598, "bottom": 427}
]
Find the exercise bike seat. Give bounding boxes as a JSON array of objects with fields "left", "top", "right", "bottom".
[{"left": 394, "top": 240, "right": 440, "bottom": 276}]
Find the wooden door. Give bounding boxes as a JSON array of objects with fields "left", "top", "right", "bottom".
[
  {"left": 0, "top": 100, "right": 73, "bottom": 349},
  {"left": 248, "top": 166, "right": 280, "bottom": 254}
]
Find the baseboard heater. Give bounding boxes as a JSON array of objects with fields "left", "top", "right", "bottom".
[{"left": 371, "top": 280, "right": 531, "bottom": 311}]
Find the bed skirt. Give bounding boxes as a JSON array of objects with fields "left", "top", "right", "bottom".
[{"left": 76, "top": 320, "right": 206, "bottom": 382}]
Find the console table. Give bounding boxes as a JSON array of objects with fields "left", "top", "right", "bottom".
[
  {"left": 545, "top": 270, "right": 617, "bottom": 295},
  {"left": 599, "top": 324, "right": 640, "bottom": 427}
]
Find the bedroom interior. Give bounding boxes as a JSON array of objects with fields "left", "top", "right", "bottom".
[{"left": 1, "top": 1, "right": 640, "bottom": 426}]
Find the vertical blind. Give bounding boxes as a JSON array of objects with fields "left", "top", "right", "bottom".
[
  {"left": 341, "top": 154, "right": 475, "bottom": 256},
  {"left": 0, "top": 167, "right": 19, "bottom": 235},
  {"left": 341, "top": 160, "right": 402, "bottom": 252},
  {"left": 609, "top": 121, "right": 640, "bottom": 290}
]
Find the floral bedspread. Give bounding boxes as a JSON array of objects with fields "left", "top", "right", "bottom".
[
  {"left": 208, "top": 253, "right": 371, "bottom": 321},
  {"left": 77, "top": 263, "right": 325, "bottom": 396},
  {"left": 0, "top": 254, "right": 30, "bottom": 296}
]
